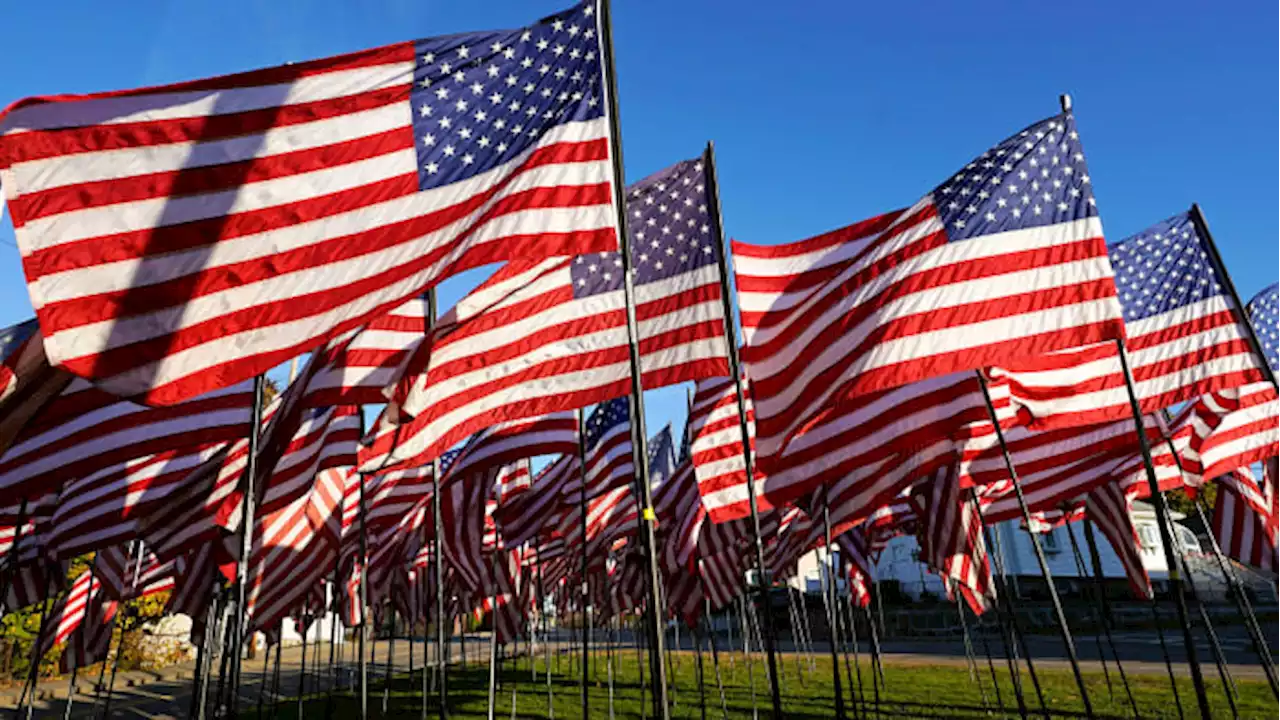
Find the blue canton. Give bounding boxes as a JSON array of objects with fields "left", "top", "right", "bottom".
[
  {"left": 0, "top": 319, "right": 37, "bottom": 363},
  {"left": 646, "top": 424, "right": 676, "bottom": 486},
  {"left": 935, "top": 114, "right": 1097, "bottom": 242},
  {"left": 584, "top": 397, "right": 629, "bottom": 452},
  {"left": 1109, "top": 212, "right": 1222, "bottom": 323},
  {"left": 411, "top": 1, "right": 603, "bottom": 190},
  {"left": 570, "top": 157, "right": 719, "bottom": 297},
  {"left": 1246, "top": 283, "right": 1279, "bottom": 372}
]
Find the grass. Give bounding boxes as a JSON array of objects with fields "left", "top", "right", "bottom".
[{"left": 269, "top": 645, "right": 1278, "bottom": 719}]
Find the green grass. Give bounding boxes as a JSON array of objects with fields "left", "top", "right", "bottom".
[{"left": 273, "top": 648, "right": 1278, "bottom": 719}]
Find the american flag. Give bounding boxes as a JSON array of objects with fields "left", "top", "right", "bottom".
[
  {"left": 32, "top": 567, "right": 102, "bottom": 663},
  {"left": 361, "top": 407, "right": 576, "bottom": 478},
  {"left": 735, "top": 113, "right": 1123, "bottom": 473},
  {"left": 1083, "top": 482, "right": 1152, "bottom": 598},
  {"left": 1249, "top": 283, "right": 1278, "bottom": 370},
  {"left": 496, "top": 454, "right": 575, "bottom": 547},
  {"left": 46, "top": 444, "right": 225, "bottom": 559},
  {"left": 247, "top": 466, "right": 349, "bottom": 633},
  {"left": 384, "top": 155, "right": 728, "bottom": 467},
  {"left": 687, "top": 374, "right": 769, "bottom": 523},
  {"left": 908, "top": 466, "right": 995, "bottom": 615},
  {"left": 652, "top": 459, "right": 705, "bottom": 575},
  {"left": 991, "top": 210, "right": 1270, "bottom": 428},
  {"left": 647, "top": 424, "right": 678, "bottom": 488},
  {"left": 0, "top": 1, "right": 619, "bottom": 406},
  {"left": 776, "top": 372, "right": 1010, "bottom": 531},
  {"left": 1170, "top": 383, "right": 1276, "bottom": 485},
  {"left": 0, "top": 318, "right": 71, "bottom": 457},
  {"left": 1212, "top": 466, "right": 1277, "bottom": 571},
  {"left": 0, "top": 377, "right": 255, "bottom": 506},
  {"left": 301, "top": 296, "right": 427, "bottom": 408},
  {"left": 566, "top": 398, "right": 633, "bottom": 498}
]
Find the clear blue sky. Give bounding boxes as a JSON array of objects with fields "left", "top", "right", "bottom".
[{"left": 1, "top": 0, "right": 1276, "bottom": 442}]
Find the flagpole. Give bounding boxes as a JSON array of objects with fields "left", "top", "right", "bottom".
[
  {"left": 595, "top": 1, "right": 669, "bottom": 715},
  {"left": 1065, "top": 520, "right": 1139, "bottom": 718},
  {"left": 1110, "top": 339, "right": 1214, "bottom": 719},
  {"left": 17, "top": 561, "right": 55, "bottom": 720},
  {"left": 701, "top": 587, "right": 730, "bottom": 720},
  {"left": 486, "top": 553, "right": 500, "bottom": 720},
  {"left": 384, "top": 603, "right": 397, "bottom": 715},
  {"left": 974, "top": 371, "right": 1095, "bottom": 718},
  {"left": 228, "top": 373, "right": 267, "bottom": 717},
  {"left": 357, "top": 472, "right": 370, "bottom": 720},
  {"left": 575, "top": 406, "right": 590, "bottom": 718},
  {"left": 419, "top": 287, "right": 450, "bottom": 720},
  {"left": 325, "top": 566, "right": 341, "bottom": 719},
  {"left": 819, "top": 491, "right": 848, "bottom": 720},
  {"left": 702, "top": 139, "right": 786, "bottom": 719},
  {"left": 968, "top": 490, "right": 1038, "bottom": 719},
  {"left": 1059, "top": 511, "right": 1115, "bottom": 698}
]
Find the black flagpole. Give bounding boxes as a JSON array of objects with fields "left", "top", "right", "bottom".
[
  {"left": 298, "top": 610, "right": 310, "bottom": 717},
  {"left": 384, "top": 603, "right": 397, "bottom": 715},
  {"left": 575, "top": 406, "right": 590, "bottom": 719},
  {"left": 228, "top": 374, "right": 267, "bottom": 718},
  {"left": 486, "top": 554, "right": 499, "bottom": 720},
  {"left": 17, "top": 561, "right": 56, "bottom": 720},
  {"left": 1071, "top": 518, "right": 1139, "bottom": 719},
  {"left": 424, "top": 286, "right": 450, "bottom": 720},
  {"left": 703, "top": 139, "right": 785, "bottom": 719},
  {"left": 1110, "top": 338, "right": 1214, "bottom": 719},
  {"left": 1060, "top": 510, "right": 1114, "bottom": 697},
  {"left": 974, "top": 372, "right": 1095, "bottom": 718},
  {"left": 969, "top": 491, "right": 1037, "bottom": 719},
  {"left": 595, "top": 2, "right": 669, "bottom": 716},
  {"left": 954, "top": 593, "right": 994, "bottom": 714},
  {"left": 325, "top": 567, "right": 341, "bottom": 719},
  {"left": 358, "top": 476, "right": 369, "bottom": 720},
  {"left": 1064, "top": 520, "right": 1137, "bottom": 714},
  {"left": 819, "top": 493, "right": 848, "bottom": 720}
]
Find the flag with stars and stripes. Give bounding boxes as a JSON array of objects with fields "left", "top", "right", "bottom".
[
  {"left": 569, "top": 398, "right": 634, "bottom": 499},
  {"left": 991, "top": 210, "right": 1272, "bottom": 428},
  {"left": 0, "top": 1, "right": 619, "bottom": 407},
  {"left": 0, "top": 318, "right": 72, "bottom": 459},
  {"left": 735, "top": 113, "right": 1124, "bottom": 474},
  {"left": 377, "top": 155, "right": 729, "bottom": 470},
  {"left": 1249, "top": 283, "right": 1278, "bottom": 370}
]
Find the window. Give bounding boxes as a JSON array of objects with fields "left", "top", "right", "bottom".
[
  {"left": 1040, "top": 529, "right": 1061, "bottom": 553},
  {"left": 1137, "top": 524, "right": 1158, "bottom": 550}
]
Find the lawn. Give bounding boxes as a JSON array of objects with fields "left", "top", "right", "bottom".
[{"left": 270, "top": 646, "right": 1278, "bottom": 719}]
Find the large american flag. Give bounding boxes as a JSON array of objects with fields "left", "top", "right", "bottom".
[
  {"left": 0, "top": 1, "right": 618, "bottom": 406},
  {"left": 991, "top": 210, "right": 1270, "bottom": 428},
  {"left": 735, "top": 113, "right": 1123, "bottom": 473},
  {"left": 301, "top": 297, "right": 427, "bottom": 408},
  {"left": 383, "top": 155, "right": 728, "bottom": 467}
]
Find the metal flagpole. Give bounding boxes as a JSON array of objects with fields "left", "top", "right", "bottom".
[
  {"left": 819, "top": 495, "right": 848, "bottom": 720},
  {"left": 954, "top": 593, "right": 993, "bottom": 714},
  {"left": 972, "top": 601, "right": 1007, "bottom": 714},
  {"left": 1193, "top": 494, "right": 1278, "bottom": 691},
  {"left": 575, "top": 406, "right": 590, "bottom": 718},
  {"left": 1170, "top": 508, "right": 1240, "bottom": 716},
  {"left": 974, "top": 372, "right": 1094, "bottom": 718},
  {"left": 839, "top": 588, "right": 865, "bottom": 720},
  {"left": 486, "top": 554, "right": 500, "bottom": 720},
  {"left": 796, "top": 590, "right": 816, "bottom": 674},
  {"left": 594, "top": 2, "right": 669, "bottom": 714},
  {"left": 102, "top": 543, "right": 144, "bottom": 720},
  {"left": 1060, "top": 514, "right": 1114, "bottom": 697},
  {"left": 256, "top": 634, "right": 271, "bottom": 719},
  {"left": 702, "top": 591, "right": 730, "bottom": 720},
  {"left": 1110, "top": 338, "right": 1213, "bottom": 719},
  {"left": 703, "top": 139, "right": 786, "bottom": 719},
  {"left": 969, "top": 491, "right": 1036, "bottom": 719},
  {"left": 695, "top": 617, "right": 708, "bottom": 720},
  {"left": 736, "top": 595, "right": 756, "bottom": 718},
  {"left": 272, "top": 633, "right": 283, "bottom": 713},
  {"left": 384, "top": 604, "right": 397, "bottom": 715},
  {"left": 62, "top": 555, "right": 100, "bottom": 720},
  {"left": 17, "top": 562, "right": 56, "bottom": 720},
  {"left": 325, "top": 569, "right": 341, "bottom": 719},
  {"left": 193, "top": 587, "right": 221, "bottom": 720},
  {"left": 228, "top": 375, "right": 267, "bottom": 717},
  {"left": 606, "top": 615, "right": 616, "bottom": 720},
  {"left": 1066, "top": 521, "right": 1139, "bottom": 719},
  {"left": 298, "top": 613, "right": 311, "bottom": 716},
  {"left": 862, "top": 602, "right": 885, "bottom": 692},
  {"left": 358, "top": 476, "right": 369, "bottom": 720}
]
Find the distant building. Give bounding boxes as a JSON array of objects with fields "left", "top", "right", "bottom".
[{"left": 790, "top": 502, "right": 1224, "bottom": 601}]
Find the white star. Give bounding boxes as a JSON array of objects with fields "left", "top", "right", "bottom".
[
  {"left": 461, "top": 154, "right": 474, "bottom": 165},
  {"left": 424, "top": 162, "right": 438, "bottom": 174},
  {"left": 435, "top": 87, "right": 449, "bottom": 100},
  {"left": 443, "top": 145, "right": 455, "bottom": 157},
  {"left": 418, "top": 104, "right": 432, "bottom": 118},
  {"left": 421, "top": 133, "right": 435, "bottom": 146},
  {"left": 457, "top": 45, "right": 470, "bottom": 58},
  {"left": 454, "top": 99, "right": 468, "bottom": 112},
  {"left": 458, "top": 127, "right": 472, "bottom": 139},
  {"left": 496, "top": 142, "right": 508, "bottom": 153},
  {"left": 478, "top": 136, "right": 491, "bottom": 148},
  {"left": 471, "top": 82, "right": 484, "bottom": 95},
  {"left": 422, "top": 52, "right": 435, "bottom": 65},
  {"left": 439, "top": 117, "right": 452, "bottom": 129},
  {"left": 537, "top": 38, "right": 549, "bottom": 51},
  {"left": 474, "top": 110, "right": 487, "bottom": 123},
  {"left": 552, "top": 19, "right": 564, "bottom": 32}
]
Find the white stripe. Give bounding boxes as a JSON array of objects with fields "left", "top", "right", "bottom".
[{"left": 0, "top": 62, "right": 414, "bottom": 133}]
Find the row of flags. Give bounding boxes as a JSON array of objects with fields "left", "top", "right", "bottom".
[{"left": 0, "top": 0, "right": 1274, "bottom": 667}]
